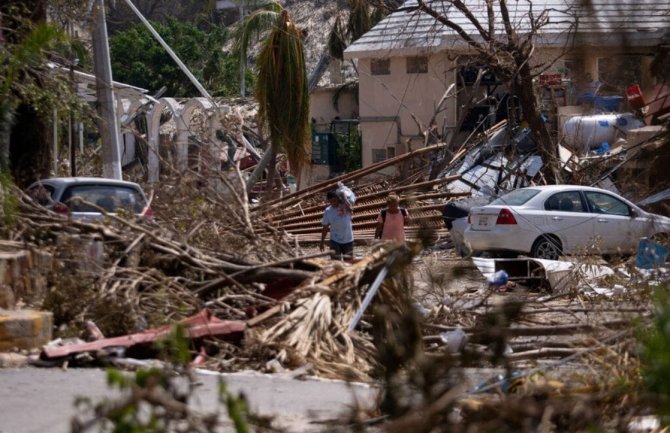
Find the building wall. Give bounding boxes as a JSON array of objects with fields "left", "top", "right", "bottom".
[
  {"left": 355, "top": 46, "right": 659, "bottom": 168},
  {"left": 305, "top": 87, "right": 358, "bottom": 186},
  {"left": 309, "top": 87, "right": 358, "bottom": 124},
  {"left": 358, "top": 54, "right": 456, "bottom": 167}
]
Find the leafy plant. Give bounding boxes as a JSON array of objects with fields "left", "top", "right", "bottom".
[
  {"left": 640, "top": 286, "right": 670, "bottom": 423},
  {"left": 0, "top": 172, "right": 18, "bottom": 227},
  {"left": 109, "top": 19, "right": 248, "bottom": 97},
  {"left": 334, "top": 127, "right": 362, "bottom": 172}
]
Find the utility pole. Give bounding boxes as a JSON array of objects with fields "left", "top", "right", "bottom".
[
  {"left": 91, "top": 0, "right": 122, "bottom": 179},
  {"left": 69, "top": 57, "right": 78, "bottom": 176},
  {"left": 239, "top": 3, "right": 246, "bottom": 97}
]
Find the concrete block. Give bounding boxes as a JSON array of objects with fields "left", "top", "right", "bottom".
[
  {"left": 0, "top": 352, "right": 29, "bottom": 368},
  {"left": 0, "top": 249, "right": 53, "bottom": 307},
  {"left": 0, "top": 309, "right": 53, "bottom": 352}
]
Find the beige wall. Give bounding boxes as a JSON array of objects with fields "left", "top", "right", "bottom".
[
  {"left": 355, "top": 45, "right": 659, "bottom": 168},
  {"left": 310, "top": 87, "right": 358, "bottom": 125},
  {"left": 358, "top": 54, "right": 457, "bottom": 167},
  {"left": 306, "top": 87, "right": 358, "bottom": 186}
]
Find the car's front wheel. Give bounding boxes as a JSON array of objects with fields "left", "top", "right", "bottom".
[{"left": 531, "top": 235, "right": 562, "bottom": 260}]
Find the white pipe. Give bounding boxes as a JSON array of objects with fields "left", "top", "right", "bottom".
[
  {"left": 52, "top": 109, "right": 58, "bottom": 175},
  {"left": 78, "top": 121, "right": 84, "bottom": 153}
]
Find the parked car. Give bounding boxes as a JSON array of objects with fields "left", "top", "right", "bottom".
[
  {"left": 463, "top": 185, "right": 670, "bottom": 260},
  {"left": 27, "top": 177, "right": 153, "bottom": 220}
]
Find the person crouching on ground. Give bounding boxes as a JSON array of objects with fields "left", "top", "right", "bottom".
[
  {"left": 375, "top": 193, "right": 411, "bottom": 242},
  {"left": 320, "top": 189, "right": 354, "bottom": 260}
]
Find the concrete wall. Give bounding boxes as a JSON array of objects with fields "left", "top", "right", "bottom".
[
  {"left": 310, "top": 87, "right": 358, "bottom": 125},
  {"left": 355, "top": 46, "right": 658, "bottom": 168},
  {"left": 358, "top": 54, "right": 456, "bottom": 167}
]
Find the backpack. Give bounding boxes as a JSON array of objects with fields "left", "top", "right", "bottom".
[
  {"left": 381, "top": 208, "right": 407, "bottom": 223},
  {"left": 376, "top": 208, "right": 407, "bottom": 239}
]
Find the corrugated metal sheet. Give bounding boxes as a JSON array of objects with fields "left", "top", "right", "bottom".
[{"left": 344, "top": 0, "right": 670, "bottom": 58}]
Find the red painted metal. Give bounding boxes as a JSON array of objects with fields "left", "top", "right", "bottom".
[{"left": 41, "top": 309, "right": 246, "bottom": 359}]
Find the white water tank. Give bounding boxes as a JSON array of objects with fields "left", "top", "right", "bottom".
[{"left": 562, "top": 113, "right": 644, "bottom": 153}]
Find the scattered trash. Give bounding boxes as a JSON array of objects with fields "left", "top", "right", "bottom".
[
  {"left": 635, "top": 238, "right": 668, "bottom": 269},
  {"left": 439, "top": 328, "right": 467, "bottom": 353},
  {"left": 487, "top": 270, "right": 509, "bottom": 286},
  {"left": 580, "top": 284, "right": 626, "bottom": 297}
]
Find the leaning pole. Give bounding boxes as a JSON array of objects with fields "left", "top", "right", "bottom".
[{"left": 91, "top": 0, "right": 122, "bottom": 180}]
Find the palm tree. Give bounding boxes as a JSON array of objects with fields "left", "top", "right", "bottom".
[{"left": 234, "top": 2, "right": 310, "bottom": 195}]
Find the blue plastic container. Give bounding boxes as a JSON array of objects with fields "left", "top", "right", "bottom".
[
  {"left": 636, "top": 238, "right": 668, "bottom": 269},
  {"left": 593, "top": 96, "right": 623, "bottom": 112}
]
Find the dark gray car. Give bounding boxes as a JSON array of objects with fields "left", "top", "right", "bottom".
[{"left": 27, "top": 177, "right": 152, "bottom": 220}]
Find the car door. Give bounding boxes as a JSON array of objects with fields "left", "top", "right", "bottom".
[
  {"left": 584, "top": 191, "right": 637, "bottom": 254},
  {"left": 542, "top": 191, "right": 595, "bottom": 254}
]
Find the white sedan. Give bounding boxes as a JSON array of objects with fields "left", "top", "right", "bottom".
[{"left": 463, "top": 185, "right": 670, "bottom": 260}]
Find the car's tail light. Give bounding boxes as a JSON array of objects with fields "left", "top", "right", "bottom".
[
  {"left": 496, "top": 208, "right": 517, "bottom": 225},
  {"left": 141, "top": 206, "right": 155, "bottom": 220},
  {"left": 467, "top": 214, "right": 471, "bottom": 224},
  {"left": 52, "top": 202, "right": 69, "bottom": 214}
]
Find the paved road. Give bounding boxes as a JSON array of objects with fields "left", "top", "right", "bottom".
[{"left": 0, "top": 367, "right": 379, "bottom": 433}]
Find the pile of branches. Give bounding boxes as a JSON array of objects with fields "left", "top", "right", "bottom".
[{"left": 6, "top": 175, "right": 419, "bottom": 379}]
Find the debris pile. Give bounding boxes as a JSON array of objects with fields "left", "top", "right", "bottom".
[{"left": 4, "top": 180, "right": 421, "bottom": 380}]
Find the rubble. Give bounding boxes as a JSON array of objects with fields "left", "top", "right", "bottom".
[{"left": 1, "top": 72, "right": 670, "bottom": 432}]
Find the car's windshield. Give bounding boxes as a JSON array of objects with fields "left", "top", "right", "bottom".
[
  {"left": 490, "top": 188, "right": 541, "bottom": 206},
  {"left": 61, "top": 184, "right": 146, "bottom": 213}
]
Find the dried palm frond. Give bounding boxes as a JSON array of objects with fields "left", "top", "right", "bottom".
[{"left": 249, "top": 244, "right": 416, "bottom": 379}]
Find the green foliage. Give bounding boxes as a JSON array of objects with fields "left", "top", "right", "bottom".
[
  {"left": 254, "top": 9, "right": 311, "bottom": 174},
  {"left": 0, "top": 8, "right": 87, "bottom": 173},
  {"left": 219, "top": 381, "right": 250, "bottom": 433},
  {"left": 328, "top": 0, "right": 388, "bottom": 60},
  {"left": 154, "top": 324, "right": 193, "bottom": 366},
  {"left": 0, "top": 171, "right": 18, "bottom": 227},
  {"left": 231, "top": 0, "right": 283, "bottom": 64},
  {"left": 109, "top": 18, "right": 249, "bottom": 97},
  {"left": 334, "top": 128, "right": 362, "bottom": 172},
  {"left": 640, "top": 287, "right": 670, "bottom": 421}
]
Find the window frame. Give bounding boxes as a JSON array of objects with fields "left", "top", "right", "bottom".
[
  {"left": 406, "top": 56, "right": 428, "bottom": 74},
  {"left": 371, "top": 58, "right": 391, "bottom": 76}
]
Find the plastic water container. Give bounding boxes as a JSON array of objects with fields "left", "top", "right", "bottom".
[{"left": 562, "top": 113, "right": 644, "bottom": 152}]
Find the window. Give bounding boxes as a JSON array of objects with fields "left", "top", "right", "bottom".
[
  {"left": 386, "top": 146, "right": 396, "bottom": 158},
  {"left": 491, "top": 188, "right": 540, "bottom": 206},
  {"left": 585, "top": 192, "right": 630, "bottom": 216},
  {"left": 545, "top": 191, "right": 585, "bottom": 212},
  {"left": 312, "top": 134, "right": 329, "bottom": 165},
  {"left": 371, "top": 58, "right": 390, "bottom": 75},
  {"left": 62, "top": 185, "right": 147, "bottom": 213},
  {"left": 28, "top": 185, "right": 55, "bottom": 206},
  {"left": 406, "top": 56, "right": 428, "bottom": 74},
  {"left": 372, "top": 148, "right": 387, "bottom": 163}
]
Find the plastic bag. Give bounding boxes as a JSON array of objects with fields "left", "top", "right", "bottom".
[{"left": 336, "top": 181, "right": 356, "bottom": 207}]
